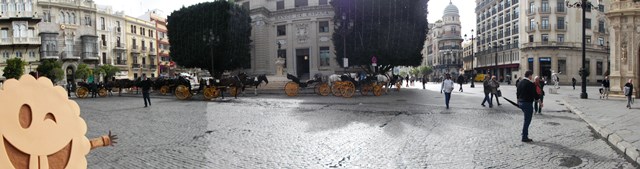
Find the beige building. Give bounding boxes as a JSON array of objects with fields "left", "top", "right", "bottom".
[
  {"left": 475, "top": 0, "right": 521, "bottom": 81},
  {"left": 37, "top": 0, "right": 99, "bottom": 84},
  {"left": 0, "top": 0, "right": 41, "bottom": 80},
  {"left": 606, "top": 0, "right": 640, "bottom": 96},
  {"left": 235, "top": 0, "right": 339, "bottom": 78},
  {"left": 422, "top": 2, "right": 464, "bottom": 79},
  {"left": 125, "top": 16, "right": 157, "bottom": 79},
  {"left": 96, "top": 5, "right": 127, "bottom": 79},
  {"left": 462, "top": 41, "right": 475, "bottom": 72},
  {"left": 138, "top": 9, "right": 169, "bottom": 76}
]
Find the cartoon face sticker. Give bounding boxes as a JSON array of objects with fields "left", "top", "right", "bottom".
[{"left": 0, "top": 75, "right": 91, "bottom": 169}]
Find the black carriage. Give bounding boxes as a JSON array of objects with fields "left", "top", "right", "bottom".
[{"left": 284, "top": 73, "right": 331, "bottom": 97}]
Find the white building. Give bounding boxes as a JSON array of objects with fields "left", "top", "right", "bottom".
[
  {"left": 96, "top": 5, "right": 127, "bottom": 80},
  {"left": 422, "top": 2, "right": 464, "bottom": 78}
]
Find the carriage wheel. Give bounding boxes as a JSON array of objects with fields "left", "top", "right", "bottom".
[
  {"left": 98, "top": 88, "right": 108, "bottom": 97},
  {"left": 395, "top": 82, "right": 402, "bottom": 91},
  {"left": 331, "top": 82, "right": 343, "bottom": 97},
  {"left": 203, "top": 86, "right": 218, "bottom": 100},
  {"left": 75, "top": 87, "right": 89, "bottom": 98},
  {"left": 373, "top": 84, "right": 383, "bottom": 96},
  {"left": 318, "top": 83, "right": 331, "bottom": 96},
  {"left": 175, "top": 85, "right": 191, "bottom": 100},
  {"left": 341, "top": 81, "right": 356, "bottom": 98},
  {"left": 228, "top": 86, "right": 239, "bottom": 97},
  {"left": 284, "top": 82, "right": 299, "bottom": 97},
  {"left": 160, "top": 85, "right": 170, "bottom": 95},
  {"left": 360, "top": 84, "right": 373, "bottom": 96}
]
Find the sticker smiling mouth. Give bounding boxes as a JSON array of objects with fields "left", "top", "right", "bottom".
[{"left": 4, "top": 137, "right": 72, "bottom": 169}]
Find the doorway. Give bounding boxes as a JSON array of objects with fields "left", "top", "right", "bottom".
[{"left": 296, "top": 48, "right": 310, "bottom": 79}]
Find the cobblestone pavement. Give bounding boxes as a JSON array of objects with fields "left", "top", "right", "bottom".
[{"left": 77, "top": 84, "right": 636, "bottom": 168}]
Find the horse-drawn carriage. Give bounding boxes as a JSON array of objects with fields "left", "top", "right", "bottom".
[
  {"left": 75, "top": 82, "right": 108, "bottom": 98},
  {"left": 328, "top": 74, "right": 387, "bottom": 97},
  {"left": 284, "top": 73, "right": 331, "bottom": 97},
  {"left": 166, "top": 73, "right": 268, "bottom": 100}
]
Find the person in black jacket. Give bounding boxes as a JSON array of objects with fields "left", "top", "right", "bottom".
[
  {"left": 516, "top": 70, "right": 540, "bottom": 142},
  {"left": 140, "top": 74, "right": 152, "bottom": 107},
  {"left": 457, "top": 75, "right": 465, "bottom": 92},
  {"left": 625, "top": 79, "right": 634, "bottom": 109},
  {"left": 601, "top": 76, "right": 611, "bottom": 99}
]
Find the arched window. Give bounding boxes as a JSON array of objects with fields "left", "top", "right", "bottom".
[
  {"left": 71, "top": 13, "right": 76, "bottom": 24},
  {"left": 20, "top": 24, "right": 26, "bottom": 37},
  {"left": 12, "top": 24, "right": 18, "bottom": 37},
  {"left": 67, "top": 12, "right": 71, "bottom": 24},
  {"left": 60, "top": 12, "right": 65, "bottom": 24},
  {"left": 25, "top": 0, "right": 31, "bottom": 12}
]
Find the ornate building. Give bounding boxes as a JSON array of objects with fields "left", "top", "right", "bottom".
[
  {"left": 606, "top": 0, "right": 640, "bottom": 96},
  {"left": 423, "top": 2, "right": 463, "bottom": 78},
  {"left": 0, "top": 0, "right": 41, "bottom": 81}
]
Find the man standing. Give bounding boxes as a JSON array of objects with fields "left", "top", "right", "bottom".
[
  {"left": 517, "top": 70, "right": 540, "bottom": 142},
  {"left": 572, "top": 77, "right": 577, "bottom": 90},
  {"left": 457, "top": 75, "right": 465, "bottom": 92},
  {"left": 140, "top": 74, "right": 152, "bottom": 107},
  {"left": 601, "top": 76, "right": 610, "bottom": 99},
  {"left": 481, "top": 76, "right": 493, "bottom": 108},
  {"left": 441, "top": 74, "right": 455, "bottom": 109}
]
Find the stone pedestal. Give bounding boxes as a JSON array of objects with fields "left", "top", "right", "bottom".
[{"left": 275, "top": 57, "right": 285, "bottom": 76}]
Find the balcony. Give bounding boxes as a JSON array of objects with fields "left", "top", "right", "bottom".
[
  {"left": 498, "top": 19, "right": 503, "bottom": 25},
  {"left": 526, "top": 26, "right": 536, "bottom": 33},
  {"left": 1, "top": 11, "right": 39, "bottom": 19},
  {"left": 142, "top": 46, "right": 147, "bottom": 51},
  {"left": 556, "top": 24, "right": 566, "bottom": 31},
  {"left": 115, "top": 59, "right": 127, "bottom": 65},
  {"left": 61, "top": 51, "right": 80, "bottom": 60},
  {"left": 527, "top": 8, "right": 536, "bottom": 15},
  {"left": 149, "top": 47, "right": 156, "bottom": 53},
  {"left": 556, "top": 7, "right": 566, "bottom": 13},
  {"left": 83, "top": 52, "right": 99, "bottom": 61},
  {"left": 40, "top": 51, "right": 59, "bottom": 60},
  {"left": 539, "top": 7, "right": 551, "bottom": 14},
  {"left": 132, "top": 63, "right": 140, "bottom": 68},
  {"left": 149, "top": 64, "right": 157, "bottom": 69},
  {"left": 10, "top": 37, "right": 40, "bottom": 45},
  {"left": 114, "top": 43, "right": 126, "bottom": 50},
  {"left": 539, "top": 24, "right": 551, "bottom": 31}
]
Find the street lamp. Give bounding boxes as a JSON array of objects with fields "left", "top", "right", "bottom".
[
  {"left": 567, "top": 0, "right": 601, "bottom": 99},
  {"left": 336, "top": 13, "right": 354, "bottom": 73},
  {"left": 464, "top": 29, "right": 475, "bottom": 88},
  {"left": 203, "top": 31, "right": 219, "bottom": 78}
]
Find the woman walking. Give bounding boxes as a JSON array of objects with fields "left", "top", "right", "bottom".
[
  {"left": 625, "top": 79, "right": 634, "bottom": 109},
  {"left": 441, "top": 74, "right": 455, "bottom": 109},
  {"left": 490, "top": 76, "right": 502, "bottom": 106},
  {"left": 534, "top": 76, "right": 545, "bottom": 114}
]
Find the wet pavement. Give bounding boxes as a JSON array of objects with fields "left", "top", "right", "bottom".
[{"left": 76, "top": 83, "right": 637, "bottom": 168}]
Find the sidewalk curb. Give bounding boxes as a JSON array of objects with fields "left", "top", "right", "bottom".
[{"left": 562, "top": 99, "right": 640, "bottom": 165}]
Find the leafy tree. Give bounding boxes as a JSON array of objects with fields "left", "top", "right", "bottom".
[
  {"left": 418, "top": 66, "right": 433, "bottom": 76},
  {"left": 99, "top": 64, "right": 120, "bottom": 81},
  {"left": 75, "top": 64, "right": 91, "bottom": 81},
  {"left": 3, "top": 58, "right": 25, "bottom": 79},
  {"left": 167, "top": 1, "right": 252, "bottom": 78},
  {"left": 37, "top": 59, "right": 64, "bottom": 82},
  {"left": 332, "top": 0, "right": 429, "bottom": 74}
]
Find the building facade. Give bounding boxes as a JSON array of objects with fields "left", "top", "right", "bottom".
[
  {"left": 235, "top": 0, "right": 340, "bottom": 78},
  {"left": 96, "top": 5, "right": 127, "bottom": 79},
  {"left": 0, "top": 0, "right": 41, "bottom": 80},
  {"left": 422, "top": 2, "right": 464, "bottom": 79},
  {"left": 475, "top": 0, "right": 521, "bottom": 81},
  {"left": 462, "top": 41, "right": 475, "bottom": 72},
  {"left": 125, "top": 16, "right": 157, "bottom": 79},
  {"left": 37, "top": 0, "right": 99, "bottom": 84},
  {"left": 606, "top": 0, "right": 640, "bottom": 97},
  {"left": 139, "top": 9, "right": 169, "bottom": 76}
]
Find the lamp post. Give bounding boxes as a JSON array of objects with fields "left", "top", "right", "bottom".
[
  {"left": 337, "top": 13, "right": 354, "bottom": 73},
  {"left": 567, "top": 0, "right": 601, "bottom": 99},
  {"left": 464, "top": 29, "right": 476, "bottom": 88},
  {"left": 203, "top": 31, "right": 219, "bottom": 78}
]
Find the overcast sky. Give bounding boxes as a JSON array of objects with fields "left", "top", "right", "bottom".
[
  {"left": 95, "top": 0, "right": 477, "bottom": 41},
  {"left": 428, "top": 0, "right": 476, "bottom": 43}
]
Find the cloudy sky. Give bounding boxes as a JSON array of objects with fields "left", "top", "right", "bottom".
[
  {"left": 95, "top": 0, "right": 476, "bottom": 41},
  {"left": 428, "top": 0, "right": 477, "bottom": 43}
]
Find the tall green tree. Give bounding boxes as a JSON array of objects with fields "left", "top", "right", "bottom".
[
  {"left": 167, "top": 1, "right": 252, "bottom": 78},
  {"left": 37, "top": 59, "right": 64, "bottom": 82},
  {"left": 332, "top": 0, "right": 429, "bottom": 73},
  {"left": 3, "top": 58, "right": 25, "bottom": 79},
  {"left": 75, "top": 64, "right": 91, "bottom": 81},
  {"left": 99, "top": 64, "right": 120, "bottom": 81}
]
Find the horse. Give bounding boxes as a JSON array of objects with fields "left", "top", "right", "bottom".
[{"left": 238, "top": 73, "right": 269, "bottom": 95}]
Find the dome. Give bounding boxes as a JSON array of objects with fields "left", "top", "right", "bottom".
[{"left": 443, "top": 2, "right": 459, "bottom": 16}]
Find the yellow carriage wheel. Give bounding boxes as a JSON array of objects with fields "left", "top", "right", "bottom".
[
  {"left": 331, "top": 82, "right": 343, "bottom": 97},
  {"left": 373, "top": 84, "right": 383, "bottom": 96},
  {"left": 341, "top": 81, "right": 356, "bottom": 98},
  {"left": 160, "top": 85, "right": 170, "bottom": 95},
  {"left": 175, "top": 85, "right": 191, "bottom": 100},
  {"left": 98, "top": 88, "right": 108, "bottom": 97},
  {"left": 203, "top": 86, "right": 218, "bottom": 100},
  {"left": 284, "top": 82, "right": 299, "bottom": 97},
  {"left": 318, "top": 83, "right": 331, "bottom": 96},
  {"left": 360, "top": 84, "right": 373, "bottom": 96},
  {"left": 75, "top": 87, "right": 89, "bottom": 98}
]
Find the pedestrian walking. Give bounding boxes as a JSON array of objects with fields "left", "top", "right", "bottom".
[
  {"left": 140, "top": 74, "right": 152, "bottom": 107},
  {"left": 601, "top": 76, "right": 610, "bottom": 99},
  {"left": 625, "top": 79, "right": 634, "bottom": 109},
  {"left": 572, "top": 77, "right": 577, "bottom": 90},
  {"left": 405, "top": 76, "right": 410, "bottom": 87},
  {"left": 441, "top": 74, "right": 455, "bottom": 109},
  {"left": 517, "top": 70, "right": 540, "bottom": 142},
  {"left": 457, "top": 75, "right": 465, "bottom": 92},
  {"left": 481, "top": 76, "right": 493, "bottom": 108},
  {"left": 422, "top": 74, "right": 428, "bottom": 90},
  {"left": 490, "top": 76, "right": 502, "bottom": 106},
  {"left": 534, "top": 76, "right": 545, "bottom": 114}
]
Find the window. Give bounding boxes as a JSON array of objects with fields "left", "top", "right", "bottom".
[
  {"left": 140, "top": 27, "right": 144, "bottom": 36},
  {"left": 557, "top": 17, "right": 565, "bottom": 29},
  {"left": 132, "top": 39, "right": 136, "bottom": 48},
  {"left": 116, "top": 37, "right": 121, "bottom": 47},
  {"left": 277, "top": 49, "right": 286, "bottom": 58},
  {"left": 101, "top": 34, "right": 106, "bottom": 46},
  {"left": 319, "top": 21, "right": 329, "bottom": 33},
  {"left": 295, "top": 0, "right": 308, "bottom": 7},
  {"left": 149, "top": 30, "right": 153, "bottom": 38},
  {"left": 585, "top": 18, "right": 591, "bottom": 29},
  {"left": 598, "top": 37, "right": 604, "bottom": 46},
  {"left": 142, "top": 40, "right": 146, "bottom": 49},
  {"left": 596, "top": 61, "right": 603, "bottom": 75},
  {"left": 529, "top": 2, "right": 535, "bottom": 14},
  {"left": 541, "top": 34, "right": 549, "bottom": 43},
  {"left": 150, "top": 42, "right": 153, "bottom": 50},
  {"left": 0, "top": 29, "right": 7, "bottom": 38},
  {"left": 319, "top": 47, "right": 330, "bottom": 66},
  {"left": 116, "top": 21, "right": 121, "bottom": 32},
  {"left": 586, "top": 36, "right": 591, "bottom": 44},
  {"left": 71, "top": 13, "right": 76, "bottom": 24},
  {"left": 277, "top": 25, "right": 286, "bottom": 36},
  {"left": 541, "top": 17, "right": 549, "bottom": 29},
  {"left": 558, "top": 59, "right": 566, "bottom": 73},
  {"left": 541, "top": 0, "right": 549, "bottom": 12},
  {"left": 586, "top": 4, "right": 591, "bottom": 12},
  {"left": 15, "top": 51, "right": 21, "bottom": 58},
  {"left": 598, "top": 21, "right": 605, "bottom": 33},
  {"left": 557, "top": 34, "right": 564, "bottom": 42},
  {"left": 598, "top": 4, "right": 604, "bottom": 12},
  {"left": 100, "top": 17, "right": 105, "bottom": 30},
  {"left": 276, "top": 0, "right": 284, "bottom": 10},
  {"left": 529, "top": 19, "right": 536, "bottom": 30},
  {"left": 2, "top": 51, "right": 8, "bottom": 58},
  {"left": 319, "top": 0, "right": 328, "bottom": 5},
  {"left": 84, "top": 15, "right": 91, "bottom": 26},
  {"left": 29, "top": 51, "right": 35, "bottom": 58},
  {"left": 131, "top": 25, "right": 135, "bottom": 33},
  {"left": 102, "top": 52, "right": 106, "bottom": 64},
  {"left": 529, "top": 35, "right": 534, "bottom": 42}
]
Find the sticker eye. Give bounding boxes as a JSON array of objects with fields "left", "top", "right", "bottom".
[
  {"left": 19, "top": 104, "right": 32, "bottom": 129},
  {"left": 45, "top": 113, "right": 57, "bottom": 123}
]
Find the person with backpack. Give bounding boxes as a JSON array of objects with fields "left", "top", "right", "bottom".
[
  {"left": 625, "top": 79, "right": 634, "bottom": 109},
  {"left": 534, "top": 76, "right": 545, "bottom": 114},
  {"left": 441, "top": 74, "right": 455, "bottom": 109}
]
